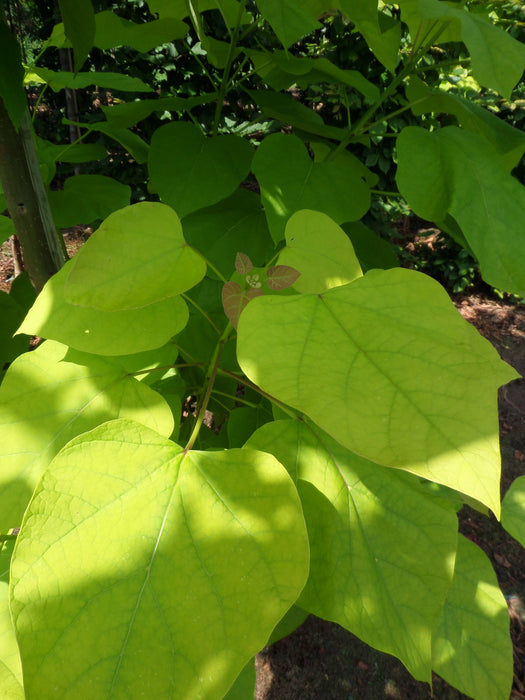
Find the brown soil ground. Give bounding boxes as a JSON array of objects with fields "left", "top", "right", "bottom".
[{"left": 1, "top": 230, "right": 524, "bottom": 700}]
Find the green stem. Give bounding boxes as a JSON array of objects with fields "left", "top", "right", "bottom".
[
  {"left": 211, "top": 389, "right": 259, "bottom": 409},
  {"left": 414, "top": 56, "right": 472, "bottom": 74},
  {"left": 211, "top": 2, "right": 245, "bottom": 136},
  {"left": 218, "top": 369, "right": 298, "bottom": 420},
  {"left": 364, "top": 97, "right": 428, "bottom": 134},
  {"left": 184, "top": 322, "right": 233, "bottom": 452},
  {"left": 182, "top": 293, "right": 221, "bottom": 333},
  {"left": 186, "top": 39, "right": 220, "bottom": 92},
  {"left": 128, "top": 362, "right": 203, "bottom": 378},
  {"left": 371, "top": 189, "right": 402, "bottom": 197},
  {"left": 192, "top": 249, "right": 227, "bottom": 282}
]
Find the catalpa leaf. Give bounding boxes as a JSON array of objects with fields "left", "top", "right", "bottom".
[
  {"left": 432, "top": 535, "right": 513, "bottom": 700},
  {"left": 0, "top": 341, "right": 174, "bottom": 530},
  {"left": 397, "top": 126, "right": 525, "bottom": 297},
  {"left": 278, "top": 210, "right": 362, "bottom": 293},
  {"left": 247, "top": 419, "right": 457, "bottom": 682},
  {"left": 501, "top": 476, "right": 525, "bottom": 548},
  {"left": 0, "top": 539, "right": 23, "bottom": 698},
  {"left": 256, "top": 0, "right": 322, "bottom": 47},
  {"left": 149, "top": 122, "right": 254, "bottom": 218},
  {"left": 247, "top": 50, "right": 378, "bottom": 103},
  {"left": 183, "top": 190, "right": 274, "bottom": 280},
  {"left": 26, "top": 66, "right": 153, "bottom": 93},
  {"left": 66, "top": 119, "right": 150, "bottom": 164},
  {"left": 0, "top": 214, "right": 15, "bottom": 245},
  {"left": 252, "top": 133, "right": 370, "bottom": 242},
  {"left": 338, "top": 0, "right": 401, "bottom": 73},
  {"left": 46, "top": 12, "right": 189, "bottom": 52},
  {"left": 10, "top": 420, "right": 309, "bottom": 699},
  {"left": 101, "top": 94, "right": 218, "bottom": 129},
  {"left": 406, "top": 77, "right": 525, "bottom": 172},
  {"left": 48, "top": 174, "right": 131, "bottom": 228},
  {"left": 237, "top": 268, "right": 518, "bottom": 515},
  {"left": 266, "top": 265, "right": 300, "bottom": 291},
  {"left": 64, "top": 202, "right": 206, "bottom": 311},
  {"left": 342, "top": 221, "right": 399, "bottom": 272},
  {"left": 18, "top": 260, "right": 189, "bottom": 356},
  {"left": 222, "top": 281, "right": 263, "bottom": 329},
  {"left": 57, "top": 0, "right": 95, "bottom": 72},
  {"left": 235, "top": 252, "right": 253, "bottom": 275}
]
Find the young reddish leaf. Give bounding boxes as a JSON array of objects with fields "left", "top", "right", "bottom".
[
  {"left": 235, "top": 252, "right": 253, "bottom": 275},
  {"left": 222, "top": 281, "right": 263, "bottom": 329},
  {"left": 267, "top": 265, "right": 301, "bottom": 290}
]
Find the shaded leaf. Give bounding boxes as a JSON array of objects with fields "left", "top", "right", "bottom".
[
  {"left": 48, "top": 175, "right": 130, "bottom": 228},
  {"left": 0, "top": 215, "right": 15, "bottom": 245},
  {"left": 57, "top": 0, "right": 95, "bottom": 72},
  {"left": 0, "top": 291, "right": 29, "bottom": 375},
  {"left": 396, "top": 126, "right": 525, "bottom": 297},
  {"left": 247, "top": 50, "right": 379, "bottom": 102},
  {"left": 149, "top": 122, "right": 254, "bottom": 218},
  {"left": 501, "top": 476, "right": 525, "bottom": 548},
  {"left": 432, "top": 535, "right": 513, "bottom": 700},
  {"left": 342, "top": 221, "right": 399, "bottom": 272},
  {"left": 101, "top": 94, "right": 217, "bottom": 129},
  {"left": 406, "top": 76, "right": 525, "bottom": 171},
  {"left": 183, "top": 190, "right": 273, "bottom": 280},
  {"left": 252, "top": 133, "right": 370, "bottom": 242},
  {"left": 26, "top": 66, "right": 153, "bottom": 93}
]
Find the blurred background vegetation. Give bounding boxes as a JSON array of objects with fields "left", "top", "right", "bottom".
[{"left": 3, "top": 0, "right": 524, "bottom": 296}]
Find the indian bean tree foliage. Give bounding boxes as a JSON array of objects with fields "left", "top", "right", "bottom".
[{"left": 1, "top": 1, "right": 525, "bottom": 698}]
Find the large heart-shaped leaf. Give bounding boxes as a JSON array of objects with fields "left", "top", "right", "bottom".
[
  {"left": 252, "top": 133, "right": 370, "bottom": 242},
  {"left": 149, "top": 122, "right": 254, "bottom": 218},
  {"left": 237, "top": 268, "right": 517, "bottom": 515},
  {"left": 432, "top": 535, "right": 513, "bottom": 700},
  {"left": 64, "top": 202, "right": 206, "bottom": 311},
  {"left": 0, "top": 341, "right": 174, "bottom": 530},
  {"left": 247, "top": 419, "right": 457, "bottom": 681},
  {"left": 397, "top": 126, "right": 525, "bottom": 297},
  {"left": 10, "top": 420, "right": 309, "bottom": 699},
  {"left": 19, "top": 260, "right": 189, "bottom": 356}
]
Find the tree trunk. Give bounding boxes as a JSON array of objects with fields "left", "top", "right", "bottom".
[{"left": 0, "top": 98, "right": 65, "bottom": 292}]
